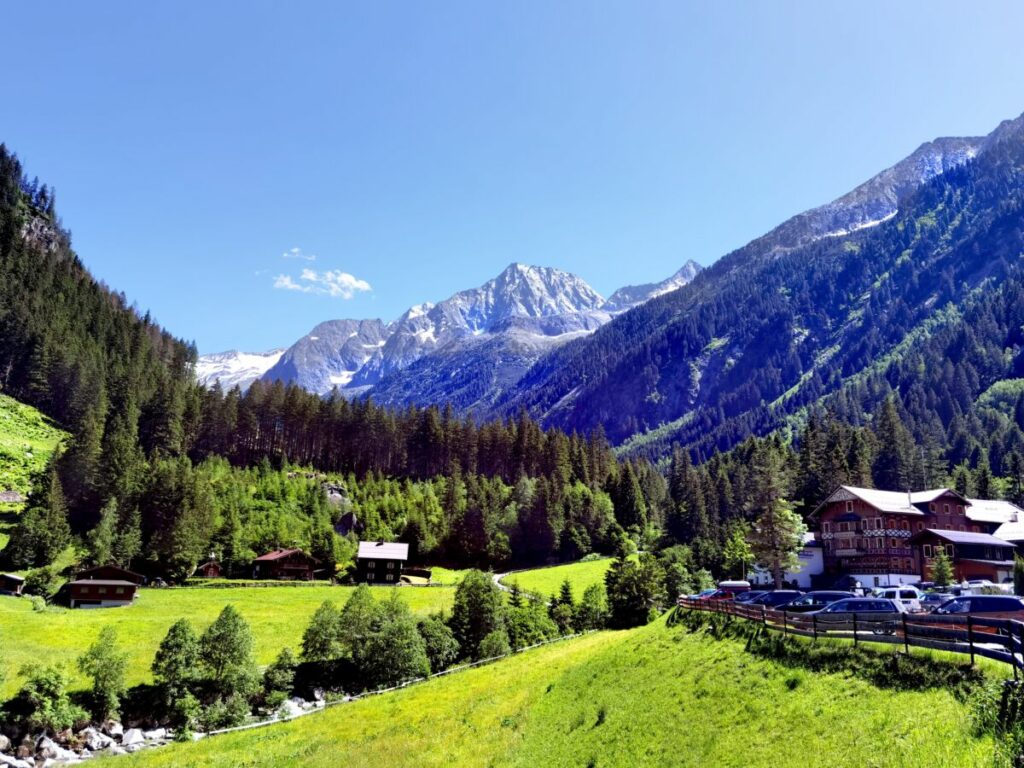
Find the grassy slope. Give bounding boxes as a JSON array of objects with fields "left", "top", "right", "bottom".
[
  {"left": 119, "top": 617, "right": 992, "bottom": 768},
  {"left": 502, "top": 557, "right": 618, "bottom": 601},
  {"left": 0, "top": 393, "right": 66, "bottom": 495},
  {"left": 0, "top": 585, "right": 454, "bottom": 697},
  {"left": 0, "top": 393, "right": 67, "bottom": 550}
]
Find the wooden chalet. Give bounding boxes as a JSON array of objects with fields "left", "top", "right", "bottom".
[
  {"left": 909, "top": 529, "right": 1016, "bottom": 583},
  {"left": 356, "top": 541, "right": 409, "bottom": 585},
  {"left": 68, "top": 579, "right": 137, "bottom": 609},
  {"left": 77, "top": 564, "right": 145, "bottom": 585},
  {"left": 0, "top": 573, "right": 25, "bottom": 596},
  {"left": 252, "top": 549, "right": 321, "bottom": 580},
  {"left": 195, "top": 560, "right": 223, "bottom": 579}
]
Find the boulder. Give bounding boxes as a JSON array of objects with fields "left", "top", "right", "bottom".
[
  {"left": 36, "top": 737, "right": 77, "bottom": 761},
  {"left": 120, "top": 729, "right": 145, "bottom": 747},
  {"left": 101, "top": 720, "right": 123, "bottom": 739},
  {"left": 15, "top": 737, "right": 33, "bottom": 759},
  {"left": 79, "top": 728, "right": 113, "bottom": 751},
  {"left": 279, "top": 699, "right": 304, "bottom": 718},
  {"left": 142, "top": 728, "right": 167, "bottom": 741},
  {"left": 0, "top": 734, "right": 9, "bottom": 752},
  {"left": 0, "top": 752, "right": 33, "bottom": 768}
]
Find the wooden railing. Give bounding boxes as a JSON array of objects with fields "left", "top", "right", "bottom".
[{"left": 677, "top": 597, "right": 1024, "bottom": 675}]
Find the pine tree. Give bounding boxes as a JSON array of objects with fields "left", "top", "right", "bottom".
[
  {"left": 931, "top": 547, "right": 954, "bottom": 588},
  {"left": 87, "top": 500, "right": 119, "bottom": 565},
  {"left": 749, "top": 499, "right": 807, "bottom": 589},
  {"left": 872, "top": 397, "right": 915, "bottom": 491}
]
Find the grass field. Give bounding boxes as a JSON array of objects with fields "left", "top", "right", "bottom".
[
  {"left": 501, "top": 557, "right": 620, "bottom": 601},
  {"left": 0, "top": 585, "right": 455, "bottom": 697},
  {"left": 117, "top": 615, "right": 994, "bottom": 768},
  {"left": 0, "top": 394, "right": 67, "bottom": 550}
]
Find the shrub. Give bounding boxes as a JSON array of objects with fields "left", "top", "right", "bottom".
[
  {"left": 17, "top": 664, "right": 88, "bottom": 733},
  {"left": 478, "top": 629, "right": 511, "bottom": 659},
  {"left": 78, "top": 626, "right": 128, "bottom": 720},
  {"left": 201, "top": 694, "right": 251, "bottom": 730},
  {"left": 152, "top": 618, "right": 200, "bottom": 704},
  {"left": 450, "top": 570, "right": 506, "bottom": 660},
  {"left": 21, "top": 566, "right": 61, "bottom": 598}
]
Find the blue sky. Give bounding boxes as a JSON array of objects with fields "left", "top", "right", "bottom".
[{"left": 4, "top": 2, "right": 1024, "bottom": 353}]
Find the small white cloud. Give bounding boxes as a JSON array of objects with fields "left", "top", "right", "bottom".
[
  {"left": 273, "top": 268, "right": 372, "bottom": 299},
  {"left": 282, "top": 247, "right": 316, "bottom": 262}
]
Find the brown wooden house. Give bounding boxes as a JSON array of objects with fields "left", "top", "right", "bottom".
[
  {"left": 0, "top": 573, "right": 24, "bottom": 596},
  {"left": 356, "top": 541, "right": 409, "bottom": 585},
  {"left": 77, "top": 564, "right": 145, "bottom": 585},
  {"left": 195, "top": 560, "right": 223, "bottom": 579},
  {"left": 252, "top": 549, "right": 322, "bottom": 580},
  {"left": 909, "top": 529, "right": 1016, "bottom": 583},
  {"left": 68, "top": 579, "right": 138, "bottom": 609}
]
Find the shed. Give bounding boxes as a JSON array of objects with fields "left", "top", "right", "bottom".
[
  {"left": 68, "top": 579, "right": 138, "bottom": 609},
  {"left": 356, "top": 541, "right": 409, "bottom": 585},
  {"left": 0, "top": 573, "right": 25, "bottom": 596},
  {"left": 252, "top": 549, "right": 321, "bottom": 581}
]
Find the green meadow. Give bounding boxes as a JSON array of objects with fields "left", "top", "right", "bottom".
[
  {"left": 502, "top": 557, "right": 619, "bottom": 601},
  {"left": 0, "top": 585, "right": 454, "bottom": 697},
  {"left": 117, "top": 615, "right": 993, "bottom": 768}
]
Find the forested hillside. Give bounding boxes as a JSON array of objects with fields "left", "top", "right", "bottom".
[
  {"left": 501, "top": 113, "right": 1024, "bottom": 487},
  {"left": 0, "top": 144, "right": 666, "bottom": 578}
]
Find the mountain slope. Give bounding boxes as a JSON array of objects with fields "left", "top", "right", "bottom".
[
  {"left": 497, "top": 113, "right": 1024, "bottom": 459},
  {"left": 119, "top": 619, "right": 988, "bottom": 768}
]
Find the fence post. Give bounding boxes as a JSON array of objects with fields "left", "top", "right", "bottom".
[
  {"left": 902, "top": 614, "right": 910, "bottom": 656},
  {"left": 968, "top": 615, "right": 975, "bottom": 666},
  {"left": 762, "top": 605, "right": 767, "bottom": 627},
  {"left": 812, "top": 613, "right": 817, "bottom": 641},
  {"left": 782, "top": 610, "right": 788, "bottom": 637},
  {"left": 852, "top": 612, "right": 858, "bottom": 648}
]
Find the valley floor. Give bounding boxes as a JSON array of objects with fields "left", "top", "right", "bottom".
[{"left": 116, "top": 615, "right": 993, "bottom": 768}]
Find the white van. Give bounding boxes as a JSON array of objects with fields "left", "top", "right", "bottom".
[{"left": 876, "top": 586, "right": 923, "bottom": 612}]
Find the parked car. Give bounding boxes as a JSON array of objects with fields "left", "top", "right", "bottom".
[
  {"left": 932, "top": 595, "right": 1024, "bottom": 620},
  {"left": 749, "top": 590, "right": 804, "bottom": 608},
  {"left": 718, "top": 580, "right": 751, "bottom": 595},
  {"left": 688, "top": 589, "right": 718, "bottom": 600},
  {"left": 734, "top": 590, "right": 770, "bottom": 604},
  {"left": 775, "top": 591, "right": 855, "bottom": 613},
  {"left": 920, "top": 592, "right": 955, "bottom": 612},
  {"left": 812, "top": 597, "right": 906, "bottom": 635},
  {"left": 875, "top": 586, "right": 924, "bottom": 613}
]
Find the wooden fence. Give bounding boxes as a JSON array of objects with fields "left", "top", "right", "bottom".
[{"left": 678, "top": 597, "right": 1024, "bottom": 676}]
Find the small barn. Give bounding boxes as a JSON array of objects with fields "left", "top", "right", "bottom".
[
  {"left": 68, "top": 579, "right": 138, "bottom": 609},
  {"left": 0, "top": 573, "right": 25, "bottom": 596},
  {"left": 77, "top": 564, "right": 145, "bottom": 585},
  {"left": 252, "top": 549, "right": 321, "bottom": 580},
  {"left": 356, "top": 541, "right": 409, "bottom": 585},
  {"left": 195, "top": 560, "right": 223, "bottom": 579}
]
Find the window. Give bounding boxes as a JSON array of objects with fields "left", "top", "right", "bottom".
[
  {"left": 944, "top": 504, "right": 950, "bottom": 514},
  {"left": 875, "top": 517, "right": 882, "bottom": 530},
  {"left": 823, "top": 522, "right": 832, "bottom": 533},
  {"left": 900, "top": 520, "right": 910, "bottom": 531},
  {"left": 846, "top": 501, "right": 853, "bottom": 513},
  {"left": 368, "top": 561, "right": 376, "bottom": 569},
  {"left": 116, "top": 587, "right": 124, "bottom": 595},
  {"left": 98, "top": 587, "right": 107, "bottom": 595},
  {"left": 946, "top": 544, "right": 955, "bottom": 557},
  {"left": 387, "top": 562, "right": 395, "bottom": 569},
  {"left": 923, "top": 545, "right": 932, "bottom": 558},
  {"left": 930, "top": 503, "right": 937, "bottom": 512},
  {"left": 906, "top": 559, "right": 914, "bottom": 572},
  {"left": 385, "top": 574, "right": 393, "bottom": 582},
  {"left": 916, "top": 522, "right": 924, "bottom": 531},
  {"left": 958, "top": 505, "right": 965, "bottom": 515},
  {"left": 891, "top": 538, "right": 899, "bottom": 548}
]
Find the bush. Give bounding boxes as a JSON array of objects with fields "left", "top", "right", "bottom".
[
  {"left": 417, "top": 615, "right": 460, "bottom": 673},
  {"left": 201, "top": 694, "right": 251, "bottom": 730},
  {"left": 450, "top": 570, "right": 506, "bottom": 660},
  {"left": 21, "top": 566, "right": 62, "bottom": 599},
  {"left": 478, "top": 629, "right": 511, "bottom": 659},
  {"left": 152, "top": 618, "right": 200, "bottom": 705},
  {"left": 16, "top": 664, "right": 88, "bottom": 733}
]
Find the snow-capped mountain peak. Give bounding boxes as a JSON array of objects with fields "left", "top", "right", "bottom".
[
  {"left": 194, "top": 349, "right": 286, "bottom": 391},
  {"left": 604, "top": 259, "right": 703, "bottom": 311}
]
